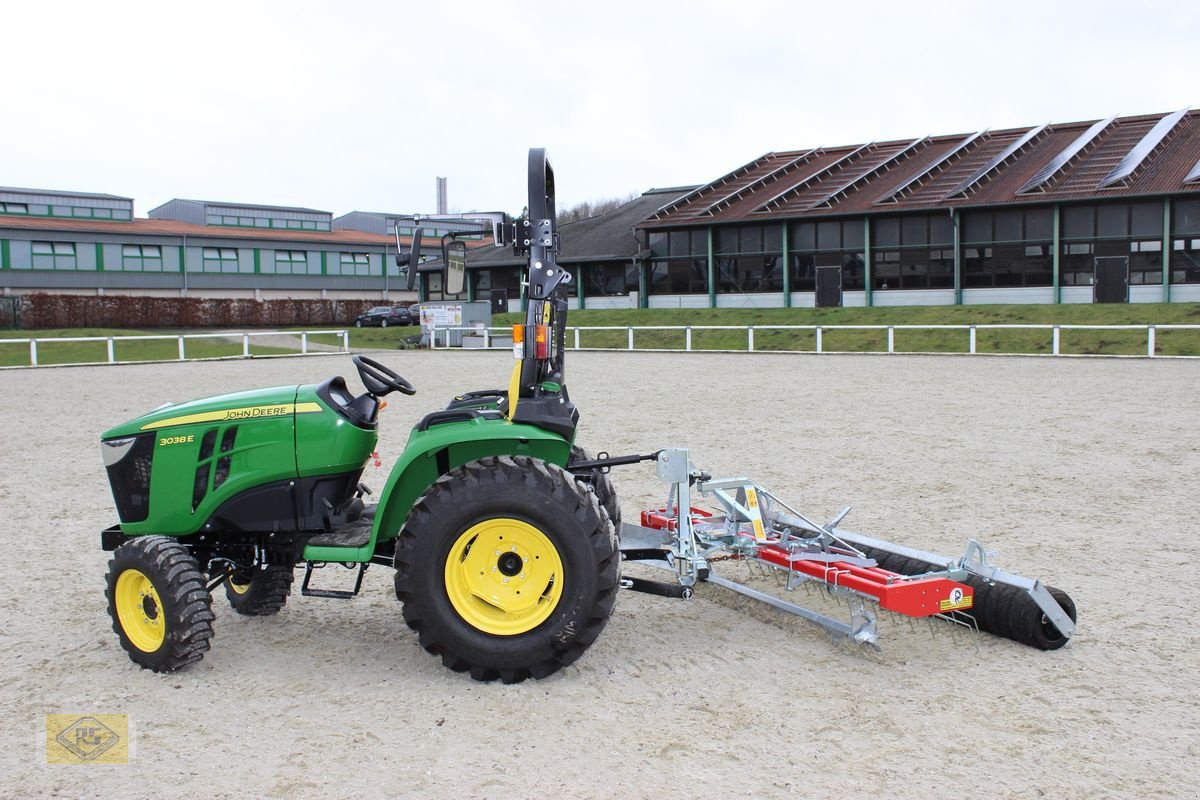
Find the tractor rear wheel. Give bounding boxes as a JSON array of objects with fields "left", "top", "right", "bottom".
[
  {"left": 394, "top": 455, "right": 620, "bottom": 683},
  {"left": 105, "top": 536, "right": 215, "bottom": 673},
  {"left": 224, "top": 565, "right": 294, "bottom": 616}
]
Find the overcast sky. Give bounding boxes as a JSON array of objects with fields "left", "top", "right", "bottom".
[{"left": 4, "top": 1, "right": 1197, "bottom": 218}]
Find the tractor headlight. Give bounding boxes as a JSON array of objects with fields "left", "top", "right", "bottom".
[{"left": 101, "top": 437, "right": 138, "bottom": 467}]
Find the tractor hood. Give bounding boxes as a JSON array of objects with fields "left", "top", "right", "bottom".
[{"left": 102, "top": 385, "right": 305, "bottom": 439}]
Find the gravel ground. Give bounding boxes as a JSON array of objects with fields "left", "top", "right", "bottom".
[{"left": 1, "top": 350, "right": 1196, "bottom": 799}]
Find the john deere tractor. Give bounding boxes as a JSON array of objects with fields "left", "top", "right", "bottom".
[{"left": 99, "top": 149, "right": 622, "bottom": 683}]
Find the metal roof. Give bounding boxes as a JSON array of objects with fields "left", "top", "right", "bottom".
[
  {"left": 643, "top": 110, "right": 1200, "bottom": 228},
  {"left": 0, "top": 186, "right": 133, "bottom": 202}
]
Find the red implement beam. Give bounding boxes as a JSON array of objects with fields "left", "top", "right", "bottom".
[
  {"left": 754, "top": 544, "right": 973, "bottom": 618},
  {"left": 639, "top": 508, "right": 972, "bottom": 618}
]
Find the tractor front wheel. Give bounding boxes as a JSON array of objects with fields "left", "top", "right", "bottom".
[
  {"left": 224, "top": 565, "right": 294, "bottom": 616},
  {"left": 105, "top": 536, "right": 215, "bottom": 673},
  {"left": 394, "top": 455, "right": 619, "bottom": 683}
]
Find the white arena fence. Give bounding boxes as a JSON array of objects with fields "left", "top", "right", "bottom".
[
  {"left": 1, "top": 330, "right": 349, "bottom": 368},
  {"left": 429, "top": 324, "right": 1200, "bottom": 358}
]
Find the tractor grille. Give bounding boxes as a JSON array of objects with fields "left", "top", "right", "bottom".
[
  {"left": 214, "top": 427, "right": 237, "bottom": 489},
  {"left": 193, "top": 425, "right": 238, "bottom": 510},
  {"left": 106, "top": 433, "right": 155, "bottom": 523}
]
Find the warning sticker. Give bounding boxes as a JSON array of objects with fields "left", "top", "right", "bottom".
[{"left": 939, "top": 587, "right": 973, "bottom": 612}]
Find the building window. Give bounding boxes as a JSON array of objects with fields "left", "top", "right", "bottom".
[
  {"left": 713, "top": 224, "right": 783, "bottom": 293},
  {"left": 0, "top": 202, "right": 28, "bottom": 215},
  {"left": 31, "top": 241, "right": 77, "bottom": 269},
  {"left": 207, "top": 214, "right": 330, "bottom": 231},
  {"left": 1171, "top": 199, "right": 1200, "bottom": 284},
  {"left": 471, "top": 267, "right": 522, "bottom": 300},
  {"left": 871, "top": 214, "right": 954, "bottom": 289},
  {"left": 960, "top": 207, "right": 1053, "bottom": 287},
  {"left": 648, "top": 228, "right": 708, "bottom": 295},
  {"left": 273, "top": 250, "right": 309, "bottom": 274},
  {"left": 339, "top": 252, "right": 371, "bottom": 276},
  {"left": 202, "top": 247, "right": 240, "bottom": 273},
  {"left": 122, "top": 244, "right": 164, "bottom": 272},
  {"left": 1061, "top": 202, "right": 1162, "bottom": 286},
  {"left": 582, "top": 262, "right": 638, "bottom": 297},
  {"left": 648, "top": 259, "right": 708, "bottom": 294},
  {"left": 790, "top": 219, "right": 865, "bottom": 291}
]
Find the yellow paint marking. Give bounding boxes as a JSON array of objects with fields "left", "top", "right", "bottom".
[
  {"left": 745, "top": 488, "right": 766, "bottom": 542},
  {"left": 141, "top": 401, "right": 323, "bottom": 431}
]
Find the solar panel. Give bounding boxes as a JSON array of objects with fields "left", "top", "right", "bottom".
[
  {"left": 651, "top": 154, "right": 774, "bottom": 220},
  {"left": 752, "top": 143, "right": 874, "bottom": 213},
  {"left": 810, "top": 137, "right": 928, "bottom": 208},
  {"left": 1017, "top": 115, "right": 1117, "bottom": 194},
  {"left": 699, "top": 149, "right": 821, "bottom": 216},
  {"left": 946, "top": 124, "right": 1048, "bottom": 198},
  {"left": 1185, "top": 158, "right": 1200, "bottom": 184},
  {"left": 1099, "top": 109, "right": 1189, "bottom": 188},
  {"left": 878, "top": 131, "right": 984, "bottom": 203}
]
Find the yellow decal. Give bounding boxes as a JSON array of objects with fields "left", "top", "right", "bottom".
[
  {"left": 158, "top": 434, "right": 195, "bottom": 447},
  {"left": 46, "top": 714, "right": 129, "bottom": 764},
  {"left": 141, "top": 401, "right": 323, "bottom": 431},
  {"left": 745, "top": 488, "right": 766, "bottom": 542},
  {"left": 540, "top": 301, "right": 552, "bottom": 326},
  {"left": 939, "top": 587, "right": 974, "bottom": 612}
]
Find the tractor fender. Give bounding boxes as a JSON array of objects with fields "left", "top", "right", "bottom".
[{"left": 371, "top": 416, "right": 571, "bottom": 550}]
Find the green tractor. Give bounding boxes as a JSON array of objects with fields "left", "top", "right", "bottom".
[{"left": 99, "top": 149, "right": 622, "bottom": 683}]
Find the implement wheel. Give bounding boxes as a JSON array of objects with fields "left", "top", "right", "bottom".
[
  {"left": 394, "top": 455, "right": 620, "bottom": 683},
  {"left": 225, "top": 565, "right": 294, "bottom": 616},
  {"left": 105, "top": 536, "right": 215, "bottom": 673}
]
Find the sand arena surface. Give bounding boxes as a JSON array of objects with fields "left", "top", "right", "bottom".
[{"left": 1, "top": 350, "right": 1196, "bottom": 798}]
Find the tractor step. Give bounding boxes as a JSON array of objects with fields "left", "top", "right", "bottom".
[
  {"left": 306, "top": 518, "right": 372, "bottom": 549},
  {"left": 301, "top": 561, "right": 367, "bottom": 599}
]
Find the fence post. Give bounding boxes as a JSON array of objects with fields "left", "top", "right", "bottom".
[
  {"left": 342, "top": 330, "right": 349, "bottom": 352},
  {"left": 1052, "top": 326, "right": 1060, "bottom": 356},
  {"left": 627, "top": 327, "right": 633, "bottom": 351},
  {"left": 816, "top": 326, "right": 823, "bottom": 353},
  {"left": 1148, "top": 325, "right": 1156, "bottom": 357},
  {"left": 483, "top": 328, "right": 490, "bottom": 349},
  {"left": 242, "top": 334, "right": 250, "bottom": 357},
  {"left": 748, "top": 327, "right": 755, "bottom": 352},
  {"left": 29, "top": 339, "right": 37, "bottom": 367},
  {"left": 178, "top": 336, "right": 185, "bottom": 360},
  {"left": 887, "top": 327, "right": 894, "bottom": 354},
  {"left": 301, "top": 332, "right": 309, "bottom": 354},
  {"left": 686, "top": 327, "right": 692, "bottom": 352},
  {"left": 107, "top": 337, "right": 115, "bottom": 363},
  {"left": 969, "top": 326, "right": 976, "bottom": 354},
  {"left": 574, "top": 328, "right": 580, "bottom": 350}
]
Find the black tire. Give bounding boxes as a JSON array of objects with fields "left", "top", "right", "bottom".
[
  {"left": 224, "top": 565, "right": 294, "bottom": 616},
  {"left": 1016, "top": 586, "right": 1077, "bottom": 651},
  {"left": 394, "top": 455, "right": 620, "bottom": 683},
  {"left": 568, "top": 445, "right": 622, "bottom": 537},
  {"left": 105, "top": 536, "right": 215, "bottom": 673}
]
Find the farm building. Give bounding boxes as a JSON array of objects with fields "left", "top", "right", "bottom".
[
  {"left": 425, "top": 109, "right": 1200, "bottom": 311},
  {"left": 0, "top": 189, "right": 454, "bottom": 302}
]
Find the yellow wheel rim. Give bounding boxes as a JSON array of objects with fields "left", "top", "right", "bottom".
[
  {"left": 228, "top": 577, "right": 250, "bottom": 595},
  {"left": 114, "top": 568, "right": 166, "bottom": 652},
  {"left": 444, "top": 518, "right": 564, "bottom": 636}
]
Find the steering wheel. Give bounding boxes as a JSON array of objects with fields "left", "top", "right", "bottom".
[{"left": 353, "top": 355, "right": 416, "bottom": 397}]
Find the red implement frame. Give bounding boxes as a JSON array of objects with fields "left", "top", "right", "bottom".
[{"left": 641, "top": 508, "right": 973, "bottom": 618}]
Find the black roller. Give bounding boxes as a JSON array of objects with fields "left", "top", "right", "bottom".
[{"left": 854, "top": 544, "right": 1076, "bottom": 650}]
